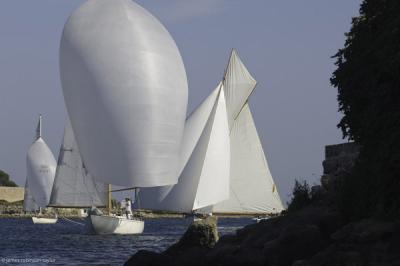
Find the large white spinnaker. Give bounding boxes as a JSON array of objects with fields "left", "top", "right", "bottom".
[
  {"left": 26, "top": 116, "right": 57, "bottom": 208},
  {"left": 60, "top": 0, "right": 188, "bottom": 187},
  {"left": 139, "top": 84, "right": 230, "bottom": 212},
  {"left": 49, "top": 120, "right": 108, "bottom": 208}
]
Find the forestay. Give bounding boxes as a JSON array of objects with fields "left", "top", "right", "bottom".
[
  {"left": 60, "top": 0, "right": 188, "bottom": 187},
  {"left": 49, "top": 121, "right": 107, "bottom": 208}
]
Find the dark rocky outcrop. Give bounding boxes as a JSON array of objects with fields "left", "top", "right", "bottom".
[
  {"left": 125, "top": 143, "right": 400, "bottom": 266},
  {"left": 125, "top": 216, "right": 219, "bottom": 266},
  {"left": 126, "top": 206, "right": 345, "bottom": 266}
]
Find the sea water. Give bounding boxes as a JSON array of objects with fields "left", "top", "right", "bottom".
[{"left": 0, "top": 217, "right": 252, "bottom": 265}]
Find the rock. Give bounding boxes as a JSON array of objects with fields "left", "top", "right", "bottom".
[
  {"left": 124, "top": 250, "right": 168, "bottom": 266},
  {"left": 125, "top": 216, "right": 219, "bottom": 266},
  {"left": 169, "top": 216, "right": 219, "bottom": 250},
  {"left": 304, "top": 219, "right": 400, "bottom": 266}
]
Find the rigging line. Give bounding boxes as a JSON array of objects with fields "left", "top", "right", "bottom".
[{"left": 61, "top": 216, "right": 85, "bottom": 226}]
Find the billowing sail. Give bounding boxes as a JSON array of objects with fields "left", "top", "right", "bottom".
[
  {"left": 138, "top": 85, "right": 230, "bottom": 212},
  {"left": 49, "top": 121, "right": 108, "bottom": 208},
  {"left": 26, "top": 117, "right": 57, "bottom": 208},
  {"left": 23, "top": 180, "right": 39, "bottom": 212},
  {"left": 212, "top": 104, "right": 284, "bottom": 214},
  {"left": 60, "top": 0, "right": 188, "bottom": 187},
  {"left": 223, "top": 50, "right": 257, "bottom": 128}
]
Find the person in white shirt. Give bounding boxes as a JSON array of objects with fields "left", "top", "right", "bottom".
[{"left": 125, "top": 198, "right": 132, "bottom": 219}]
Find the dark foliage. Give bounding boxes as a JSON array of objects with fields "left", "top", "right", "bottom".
[
  {"left": 287, "top": 180, "right": 312, "bottom": 212},
  {"left": 0, "top": 170, "right": 17, "bottom": 187},
  {"left": 331, "top": 0, "right": 400, "bottom": 219}
]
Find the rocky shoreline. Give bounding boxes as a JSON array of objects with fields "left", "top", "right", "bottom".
[
  {"left": 126, "top": 207, "right": 400, "bottom": 266},
  {"left": 125, "top": 143, "right": 400, "bottom": 266}
]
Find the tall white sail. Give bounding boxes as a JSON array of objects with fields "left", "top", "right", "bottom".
[
  {"left": 60, "top": 0, "right": 188, "bottom": 187},
  {"left": 223, "top": 50, "right": 257, "bottom": 128},
  {"left": 212, "top": 104, "right": 284, "bottom": 214},
  {"left": 49, "top": 121, "right": 108, "bottom": 208},
  {"left": 139, "top": 50, "right": 284, "bottom": 215},
  {"left": 138, "top": 85, "right": 230, "bottom": 212},
  {"left": 23, "top": 180, "right": 39, "bottom": 212},
  {"left": 214, "top": 50, "right": 284, "bottom": 214},
  {"left": 26, "top": 116, "right": 57, "bottom": 208}
]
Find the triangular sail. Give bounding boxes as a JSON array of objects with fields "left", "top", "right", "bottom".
[
  {"left": 138, "top": 85, "right": 230, "bottom": 212},
  {"left": 212, "top": 103, "right": 284, "bottom": 214},
  {"left": 223, "top": 50, "right": 257, "bottom": 129},
  {"left": 139, "top": 49, "right": 284, "bottom": 215},
  {"left": 49, "top": 120, "right": 108, "bottom": 207},
  {"left": 26, "top": 117, "right": 57, "bottom": 208},
  {"left": 23, "top": 180, "right": 39, "bottom": 212}
]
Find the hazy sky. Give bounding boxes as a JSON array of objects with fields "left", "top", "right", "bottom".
[{"left": 0, "top": 0, "right": 361, "bottom": 203}]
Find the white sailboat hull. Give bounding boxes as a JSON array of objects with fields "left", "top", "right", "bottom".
[
  {"left": 32, "top": 217, "right": 58, "bottom": 224},
  {"left": 89, "top": 215, "right": 144, "bottom": 235}
]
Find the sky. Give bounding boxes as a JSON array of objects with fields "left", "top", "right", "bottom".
[{"left": 0, "top": 0, "right": 361, "bottom": 204}]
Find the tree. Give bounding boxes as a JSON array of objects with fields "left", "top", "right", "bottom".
[
  {"left": 0, "top": 170, "right": 17, "bottom": 187},
  {"left": 287, "top": 180, "right": 311, "bottom": 212},
  {"left": 331, "top": 0, "right": 400, "bottom": 219}
]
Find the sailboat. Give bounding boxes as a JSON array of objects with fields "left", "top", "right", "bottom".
[
  {"left": 138, "top": 50, "right": 284, "bottom": 218},
  {"left": 59, "top": 0, "right": 189, "bottom": 234},
  {"left": 48, "top": 120, "right": 142, "bottom": 234},
  {"left": 88, "top": 186, "right": 145, "bottom": 235},
  {"left": 24, "top": 115, "right": 58, "bottom": 224}
]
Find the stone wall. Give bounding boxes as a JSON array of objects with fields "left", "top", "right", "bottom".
[
  {"left": 321, "top": 142, "right": 359, "bottom": 192},
  {"left": 0, "top": 186, "right": 24, "bottom": 203}
]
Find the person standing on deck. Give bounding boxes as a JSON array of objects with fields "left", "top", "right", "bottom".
[{"left": 125, "top": 198, "right": 132, "bottom": 219}]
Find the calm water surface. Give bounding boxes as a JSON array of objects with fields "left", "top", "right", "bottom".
[{"left": 0, "top": 217, "right": 252, "bottom": 265}]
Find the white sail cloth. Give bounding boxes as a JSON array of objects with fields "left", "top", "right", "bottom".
[
  {"left": 23, "top": 180, "right": 39, "bottom": 212},
  {"left": 223, "top": 50, "right": 257, "bottom": 129},
  {"left": 212, "top": 104, "right": 284, "bottom": 213},
  {"left": 138, "top": 85, "right": 230, "bottom": 212},
  {"left": 139, "top": 50, "right": 284, "bottom": 214},
  {"left": 26, "top": 138, "right": 57, "bottom": 208},
  {"left": 60, "top": 0, "right": 188, "bottom": 187},
  {"left": 49, "top": 121, "right": 108, "bottom": 208}
]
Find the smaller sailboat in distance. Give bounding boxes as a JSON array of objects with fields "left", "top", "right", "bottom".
[{"left": 24, "top": 115, "right": 58, "bottom": 224}]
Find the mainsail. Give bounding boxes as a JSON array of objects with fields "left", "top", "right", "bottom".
[
  {"left": 23, "top": 180, "right": 39, "bottom": 212},
  {"left": 60, "top": 0, "right": 188, "bottom": 188},
  {"left": 25, "top": 115, "right": 57, "bottom": 208},
  {"left": 49, "top": 121, "right": 108, "bottom": 208},
  {"left": 212, "top": 103, "right": 284, "bottom": 213}
]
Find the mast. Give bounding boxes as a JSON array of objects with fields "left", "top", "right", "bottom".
[
  {"left": 108, "top": 184, "right": 112, "bottom": 214},
  {"left": 36, "top": 114, "right": 42, "bottom": 140}
]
